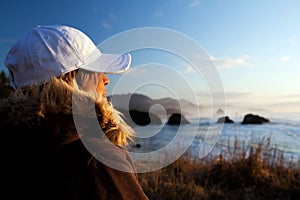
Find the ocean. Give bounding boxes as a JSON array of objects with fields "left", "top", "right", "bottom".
[{"left": 127, "top": 116, "right": 300, "bottom": 172}]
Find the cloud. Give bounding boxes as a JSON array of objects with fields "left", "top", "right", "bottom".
[
  {"left": 91, "top": 5, "right": 99, "bottom": 12},
  {"left": 101, "top": 21, "right": 110, "bottom": 29},
  {"left": 125, "top": 68, "right": 149, "bottom": 77},
  {"left": 210, "top": 55, "right": 254, "bottom": 69},
  {"left": 180, "top": 54, "right": 253, "bottom": 74},
  {"left": 282, "top": 94, "right": 300, "bottom": 98},
  {"left": 189, "top": 0, "right": 200, "bottom": 8},
  {"left": 288, "top": 38, "right": 295, "bottom": 43},
  {"left": 154, "top": 11, "right": 164, "bottom": 17},
  {"left": 182, "top": 63, "right": 197, "bottom": 74},
  {"left": 280, "top": 56, "right": 292, "bottom": 62},
  {"left": 101, "top": 13, "right": 119, "bottom": 30},
  {"left": 197, "top": 91, "right": 252, "bottom": 101},
  {"left": 224, "top": 92, "right": 252, "bottom": 99}
]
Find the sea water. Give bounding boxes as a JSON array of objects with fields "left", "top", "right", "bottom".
[{"left": 128, "top": 117, "right": 300, "bottom": 164}]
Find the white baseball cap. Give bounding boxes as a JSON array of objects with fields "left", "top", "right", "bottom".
[{"left": 4, "top": 25, "right": 131, "bottom": 88}]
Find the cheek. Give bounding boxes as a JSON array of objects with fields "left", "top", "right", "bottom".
[{"left": 96, "top": 80, "right": 106, "bottom": 93}]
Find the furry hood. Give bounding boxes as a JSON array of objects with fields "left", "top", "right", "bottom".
[
  {"left": 0, "top": 95, "right": 43, "bottom": 125},
  {"left": 0, "top": 87, "right": 98, "bottom": 125},
  {"left": 0, "top": 78, "right": 134, "bottom": 146}
]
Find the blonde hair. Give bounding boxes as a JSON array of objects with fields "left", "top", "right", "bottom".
[{"left": 13, "top": 70, "right": 134, "bottom": 147}]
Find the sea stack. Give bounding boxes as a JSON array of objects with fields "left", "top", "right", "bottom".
[
  {"left": 166, "top": 113, "right": 190, "bottom": 125},
  {"left": 241, "top": 113, "right": 270, "bottom": 125}
]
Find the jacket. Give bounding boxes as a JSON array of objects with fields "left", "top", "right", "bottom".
[{"left": 0, "top": 94, "right": 148, "bottom": 200}]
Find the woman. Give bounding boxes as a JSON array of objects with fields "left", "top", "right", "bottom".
[{"left": 0, "top": 25, "right": 148, "bottom": 199}]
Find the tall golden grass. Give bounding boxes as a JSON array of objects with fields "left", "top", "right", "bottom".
[{"left": 138, "top": 137, "right": 300, "bottom": 200}]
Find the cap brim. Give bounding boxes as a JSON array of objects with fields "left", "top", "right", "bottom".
[{"left": 80, "top": 53, "right": 131, "bottom": 74}]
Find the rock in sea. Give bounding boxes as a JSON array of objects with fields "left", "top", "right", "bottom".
[
  {"left": 166, "top": 113, "right": 190, "bottom": 125},
  {"left": 216, "top": 116, "right": 234, "bottom": 123},
  {"left": 241, "top": 113, "right": 270, "bottom": 125}
]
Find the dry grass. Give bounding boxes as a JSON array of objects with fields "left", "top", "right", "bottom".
[{"left": 138, "top": 138, "right": 300, "bottom": 200}]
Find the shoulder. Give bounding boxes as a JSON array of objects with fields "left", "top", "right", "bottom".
[{"left": 82, "top": 137, "right": 136, "bottom": 173}]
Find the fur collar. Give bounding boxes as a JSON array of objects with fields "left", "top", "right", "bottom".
[{"left": 0, "top": 78, "right": 134, "bottom": 146}]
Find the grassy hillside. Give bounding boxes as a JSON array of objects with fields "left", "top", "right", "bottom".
[{"left": 138, "top": 138, "right": 300, "bottom": 200}]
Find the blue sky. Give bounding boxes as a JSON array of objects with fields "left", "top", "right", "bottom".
[{"left": 1, "top": 0, "right": 299, "bottom": 117}]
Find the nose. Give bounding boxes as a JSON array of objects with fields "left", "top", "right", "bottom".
[{"left": 102, "top": 74, "right": 110, "bottom": 86}]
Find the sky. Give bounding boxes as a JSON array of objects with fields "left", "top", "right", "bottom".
[{"left": 0, "top": 0, "right": 299, "bottom": 119}]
